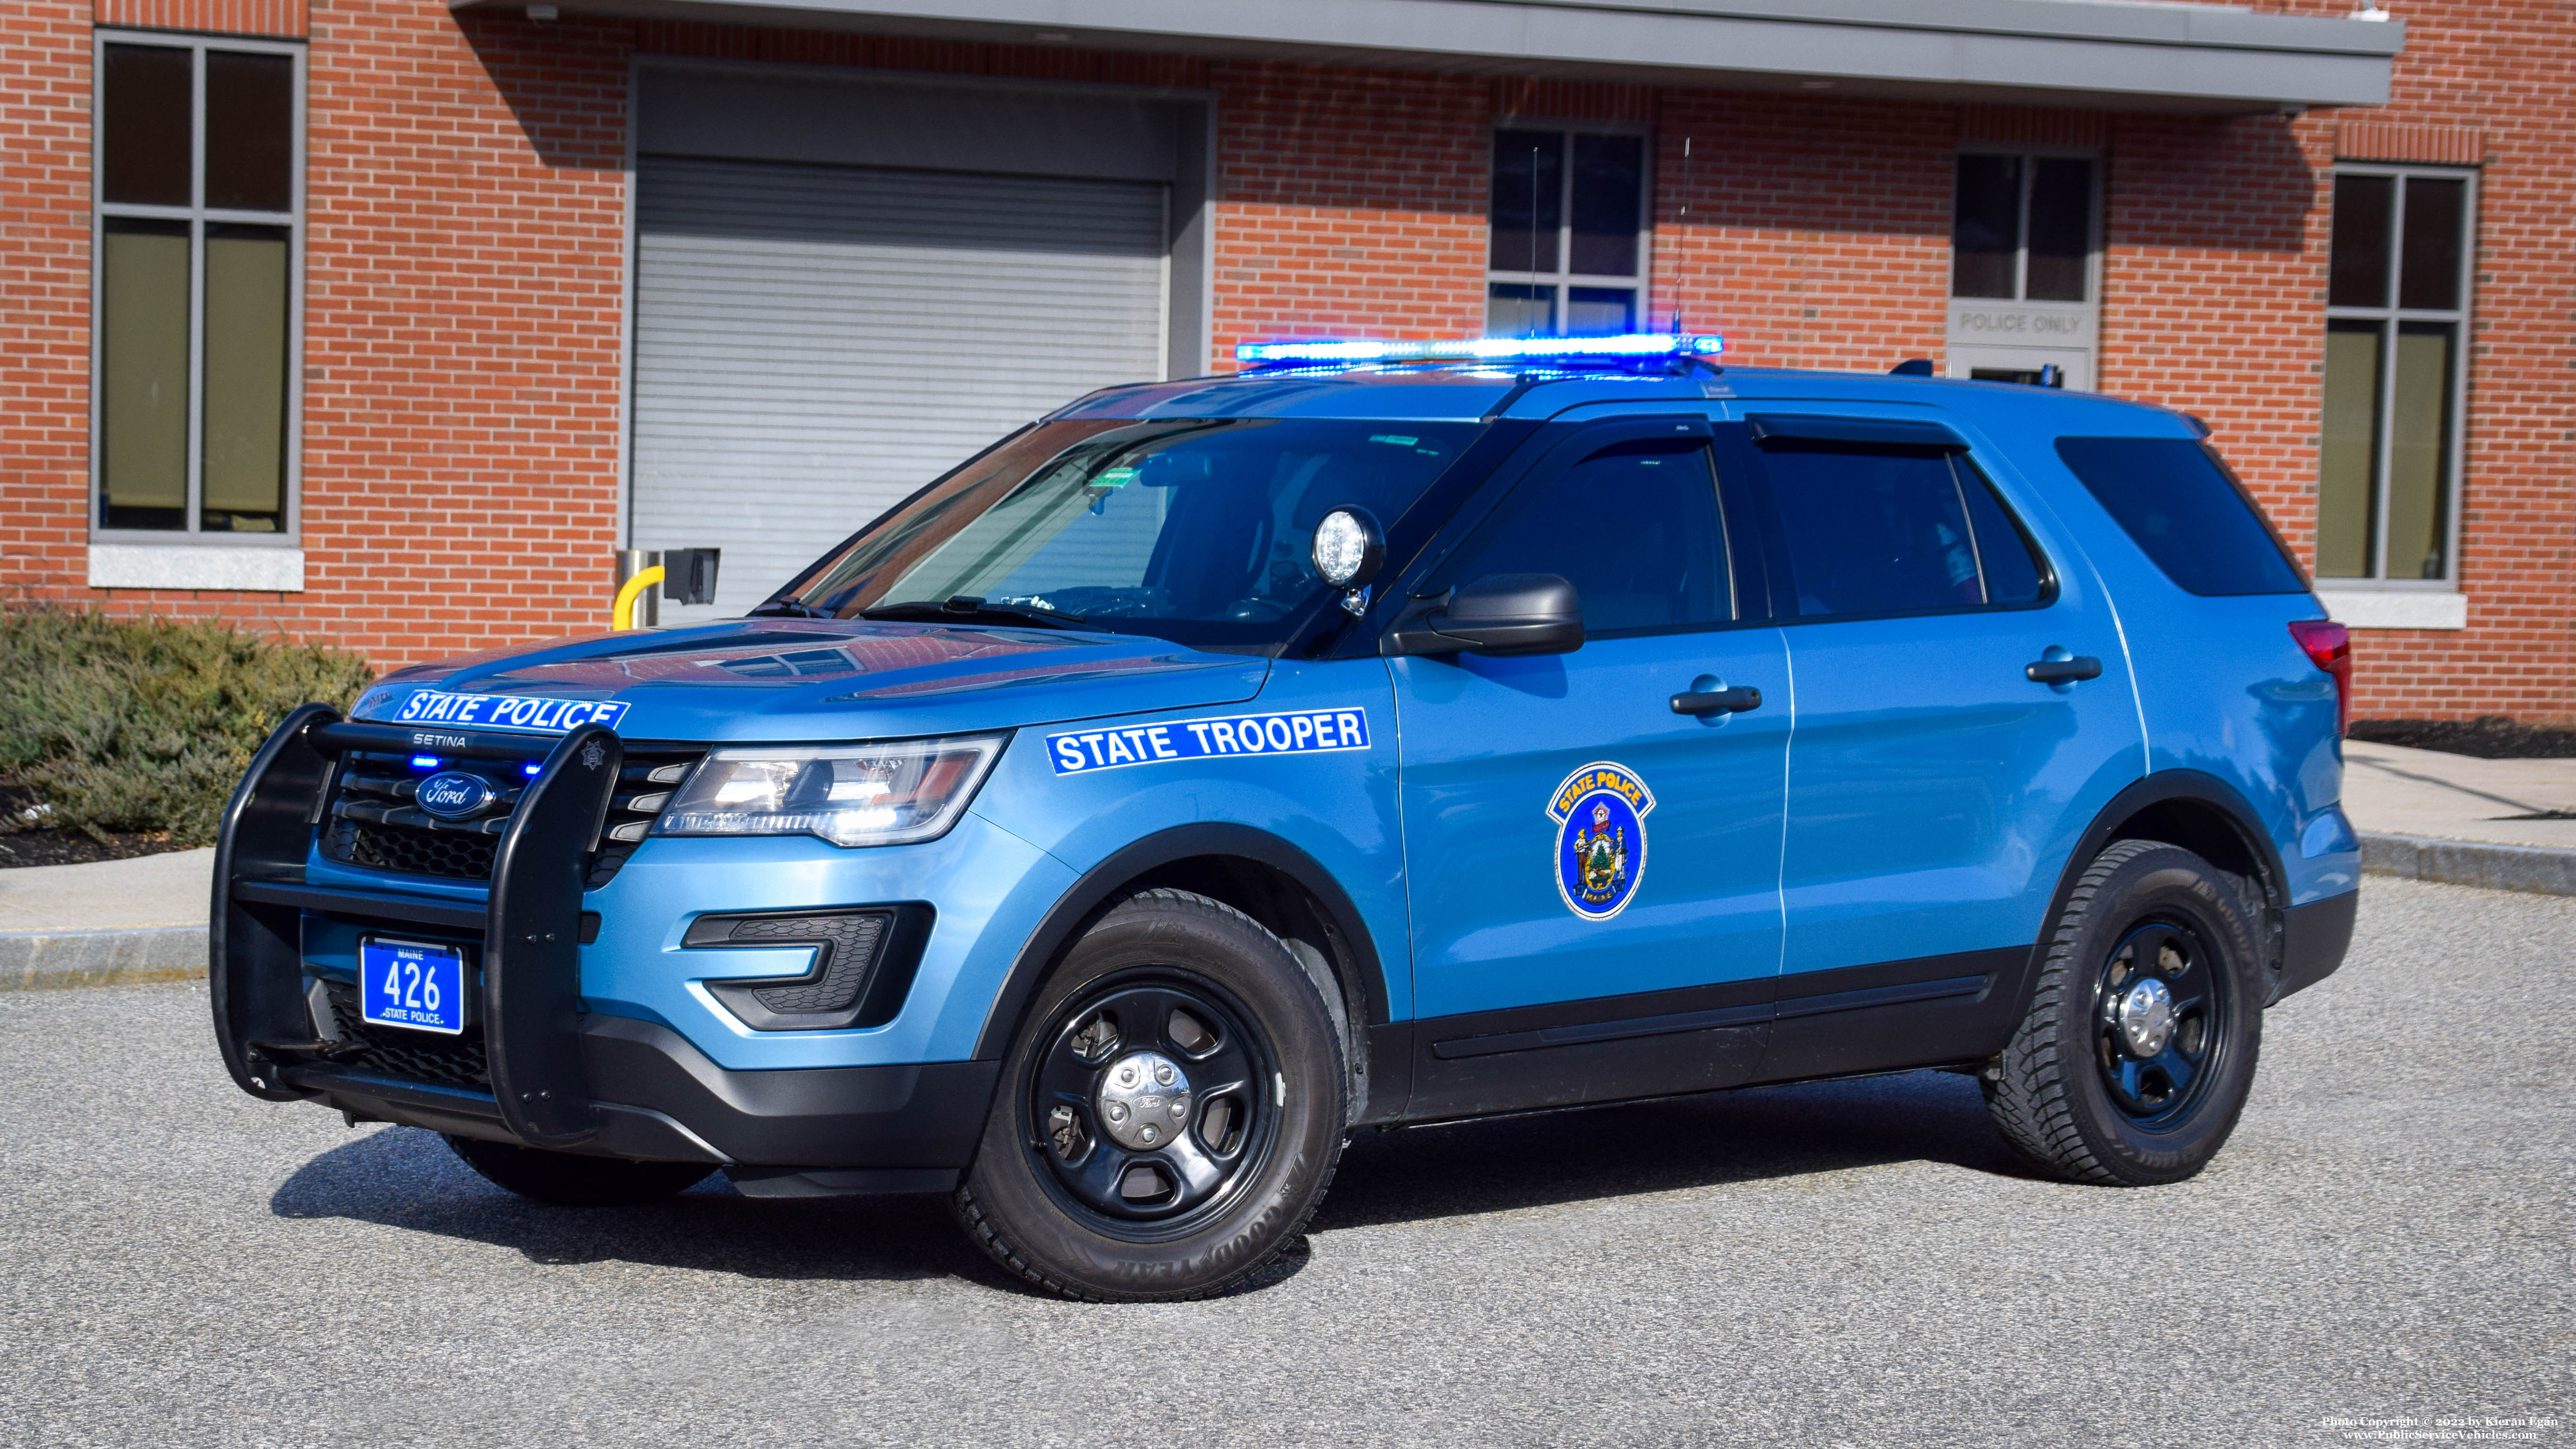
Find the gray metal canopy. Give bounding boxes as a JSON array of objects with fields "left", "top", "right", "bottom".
[{"left": 457, "top": 0, "right": 2403, "bottom": 113}]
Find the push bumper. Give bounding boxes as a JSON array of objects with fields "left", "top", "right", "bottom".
[{"left": 209, "top": 707, "right": 998, "bottom": 1175}]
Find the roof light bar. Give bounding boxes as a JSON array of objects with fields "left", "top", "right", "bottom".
[{"left": 1233, "top": 333, "right": 1726, "bottom": 367}]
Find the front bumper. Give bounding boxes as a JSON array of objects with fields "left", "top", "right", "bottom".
[
  {"left": 286, "top": 1015, "right": 997, "bottom": 1174},
  {"left": 209, "top": 709, "right": 999, "bottom": 1173}
]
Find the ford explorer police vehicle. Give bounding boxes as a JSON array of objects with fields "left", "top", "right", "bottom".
[{"left": 211, "top": 334, "right": 2359, "bottom": 1301}]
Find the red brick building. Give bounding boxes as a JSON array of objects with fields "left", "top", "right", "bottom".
[{"left": 2, "top": 0, "right": 2565, "bottom": 721}]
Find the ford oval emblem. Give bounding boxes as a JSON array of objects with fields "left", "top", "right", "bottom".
[{"left": 415, "top": 770, "right": 496, "bottom": 819}]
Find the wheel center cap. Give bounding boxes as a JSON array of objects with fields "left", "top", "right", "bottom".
[
  {"left": 2118, "top": 977, "right": 2176, "bottom": 1057},
  {"left": 1096, "top": 1050, "right": 1192, "bottom": 1150}
]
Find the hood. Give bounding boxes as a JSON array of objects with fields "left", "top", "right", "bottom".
[{"left": 351, "top": 619, "right": 1270, "bottom": 743}]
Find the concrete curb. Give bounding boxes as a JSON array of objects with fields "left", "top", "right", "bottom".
[
  {"left": 0, "top": 925, "right": 207, "bottom": 991},
  {"left": 2360, "top": 831, "right": 2576, "bottom": 897}
]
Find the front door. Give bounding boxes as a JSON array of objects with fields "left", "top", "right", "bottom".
[{"left": 1391, "top": 418, "right": 1790, "bottom": 1114}]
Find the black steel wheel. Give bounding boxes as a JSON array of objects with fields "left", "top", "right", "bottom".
[
  {"left": 1984, "top": 839, "right": 2265, "bottom": 1186},
  {"left": 956, "top": 888, "right": 1347, "bottom": 1301},
  {"left": 2092, "top": 918, "right": 2230, "bottom": 1127},
  {"left": 1026, "top": 976, "right": 1280, "bottom": 1233}
]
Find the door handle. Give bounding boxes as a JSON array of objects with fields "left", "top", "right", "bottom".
[
  {"left": 2025, "top": 655, "right": 2103, "bottom": 684},
  {"left": 1670, "top": 685, "right": 1763, "bottom": 716}
]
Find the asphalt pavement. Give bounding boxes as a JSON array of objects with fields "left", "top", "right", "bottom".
[{"left": 2, "top": 875, "right": 2568, "bottom": 1448}]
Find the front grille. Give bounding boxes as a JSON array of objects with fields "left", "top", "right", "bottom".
[
  {"left": 322, "top": 981, "right": 491, "bottom": 1092},
  {"left": 328, "top": 815, "right": 497, "bottom": 878},
  {"left": 317, "top": 744, "right": 703, "bottom": 883}
]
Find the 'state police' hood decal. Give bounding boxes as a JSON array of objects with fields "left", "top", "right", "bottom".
[
  {"left": 1549, "top": 761, "right": 1655, "bottom": 921},
  {"left": 352, "top": 618, "right": 1268, "bottom": 744}
]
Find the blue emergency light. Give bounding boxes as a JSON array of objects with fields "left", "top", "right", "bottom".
[{"left": 1233, "top": 333, "right": 1726, "bottom": 368}]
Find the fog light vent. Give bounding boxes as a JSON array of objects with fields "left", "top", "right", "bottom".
[{"left": 682, "top": 905, "right": 930, "bottom": 1031}]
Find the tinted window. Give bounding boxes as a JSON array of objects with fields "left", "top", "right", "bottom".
[
  {"left": 1437, "top": 437, "right": 1729, "bottom": 633},
  {"left": 786, "top": 418, "right": 1484, "bottom": 650},
  {"left": 1757, "top": 446, "right": 2045, "bottom": 618},
  {"left": 2055, "top": 437, "right": 2307, "bottom": 596}
]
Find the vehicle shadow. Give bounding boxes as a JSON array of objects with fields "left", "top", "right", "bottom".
[
  {"left": 268, "top": 1069, "right": 2023, "bottom": 1291},
  {"left": 1317, "top": 1068, "right": 2029, "bottom": 1234},
  {"left": 270, "top": 1127, "right": 1002, "bottom": 1288}
]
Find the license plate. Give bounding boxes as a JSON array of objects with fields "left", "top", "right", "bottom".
[{"left": 359, "top": 938, "right": 469, "bottom": 1035}]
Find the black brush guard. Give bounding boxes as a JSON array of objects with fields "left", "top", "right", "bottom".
[
  {"left": 211, "top": 707, "right": 624, "bottom": 1150},
  {"left": 209, "top": 706, "right": 1000, "bottom": 1176}
]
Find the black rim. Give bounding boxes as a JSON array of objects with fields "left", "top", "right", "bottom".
[
  {"left": 1021, "top": 971, "right": 1280, "bottom": 1240},
  {"left": 2092, "top": 917, "right": 2229, "bottom": 1130}
]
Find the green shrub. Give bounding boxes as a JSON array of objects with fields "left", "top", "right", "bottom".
[{"left": 0, "top": 609, "right": 375, "bottom": 846}]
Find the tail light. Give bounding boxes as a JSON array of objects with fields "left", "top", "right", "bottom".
[{"left": 2288, "top": 620, "right": 2351, "bottom": 736}]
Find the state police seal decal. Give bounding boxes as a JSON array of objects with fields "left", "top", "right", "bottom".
[{"left": 1547, "top": 761, "right": 1655, "bottom": 921}]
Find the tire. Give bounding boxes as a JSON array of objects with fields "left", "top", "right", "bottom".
[
  {"left": 445, "top": 1135, "right": 716, "bottom": 1206},
  {"left": 1983, "top": 839, "right": 2265, "bottom": 1187},
  {"left": 955, "top": 888, "right": 1348, "bottom": 1301}
]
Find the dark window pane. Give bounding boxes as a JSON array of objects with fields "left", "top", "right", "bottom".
[
  {"left": 100, "top": 218, "right": 191, "bottom": 530},
  {"left": 203, "top": 224, "right": 291, "bottom": 532},
  {"left": 1956, "top": 460, "right": 2046, "bottom": 604},
  {"left": 1439, "top": 439, "right": 1729, "bottom": 633},
  {"left": 1952, "top": 155, "right": 2021, "bottom": 299},
  {"left": 1568, "top": 133, "right": 1643, "bottom": 277},
  {"left": 2056, "top": 437, "right": 2307, "bottom": 596},
  {"left": 206, "top": 51, "right": 294, "bottom": 213},
  {"left": 2318, "top": 320, "right": 2384, "bottom": 578},
  {"left": 2025, "top": 157, "right": 2092, "bottom": 302},
  {"left": 1565, "top": 286, "right": 1634, "bottom": 336},
  {"left": 1486, "top": 283, "right": 1554, "bottom": 338},
  {"left": 1490, "top": 129, "right": 1562, "bottom": 273},
  {"left": 1762, "top": 447, "right": 1987, "bottom": 617},
  {"left": 2329, "top": 174, "right": 2394, "bottom": 309},
  {"left": 102, "top": 44, "right": 192, "bottom": 207},
  {"left": 2397, "top": 177, "right": 2465, "bottom": 312},
  {"left": 2387, "top": 322, "right": 2455, "bottom": 579}
]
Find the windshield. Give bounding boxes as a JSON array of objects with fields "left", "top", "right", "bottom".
[{"left": 775, "top": 417, "right": 1485, "bottom": 651}]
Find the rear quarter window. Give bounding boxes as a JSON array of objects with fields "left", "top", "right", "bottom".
[{"left": 2054, "top": 437, "right": 2308, "bottom": 597}]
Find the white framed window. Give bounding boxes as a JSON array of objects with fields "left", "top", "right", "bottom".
[
  {"left": 91, "top": 30, "right": 304, "bottom": 548},
  {"left": 1485, "top": 122, "right": 1649, "bottom": 337},
  {"left": 2318, "top": 164, "right": 2474, "bottom": 588}
]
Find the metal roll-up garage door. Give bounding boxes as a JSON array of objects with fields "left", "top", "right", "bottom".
[{"left": 631, "top": 155, "right": 1168, "bottom": 620}]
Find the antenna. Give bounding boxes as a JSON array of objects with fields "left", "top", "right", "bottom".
[{"left": 1529, "top": 142, "right": 1543, "bottom": 334}]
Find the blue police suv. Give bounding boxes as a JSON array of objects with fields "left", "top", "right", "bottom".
[{"left": 213, "top": 335, "right": 2359, "bottom": 1301}]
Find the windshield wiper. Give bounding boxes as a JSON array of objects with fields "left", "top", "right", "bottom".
[
  {"left": 860, "top": 596, "right": 1091, "bottom": 631},
  {"left": 746, "top": 601, "right": 824, "bottom": 618}
]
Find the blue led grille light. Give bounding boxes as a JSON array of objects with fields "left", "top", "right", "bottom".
[
  {"left": 410, "top": 755, "right": 441, "bottom": 769},
  {"left": 1233, "top": 333, "right": 1726, "bottom": 367}
]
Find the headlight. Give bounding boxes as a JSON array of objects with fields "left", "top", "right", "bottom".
[{"left": 655, "top": 734, "right": 1005, "bottom": 847}]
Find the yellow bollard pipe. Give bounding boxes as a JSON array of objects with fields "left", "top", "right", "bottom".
[{"left": 610, "top": 565, "right": 665, "bottom": 630}]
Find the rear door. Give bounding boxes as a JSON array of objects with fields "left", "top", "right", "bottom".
[
  {"left": 1391, "top": 417, "right": 1791, "bottom": 1116},
  {"left": 1719, "top": 413, "right": 2144, "bottom": 1081}
]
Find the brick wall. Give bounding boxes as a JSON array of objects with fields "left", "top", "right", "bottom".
[
  {"left": 1210, "top": 64, "right": 1490, "bottom": 355},
  {"left": 0, "top": 1, "right": 97, "bottom": 632},
  {"left": 2320, "top": 1, "right": 2574, "bottom": 723},
  {"left": 0, "top": 0, "right": 2564, "bottom": 714}
]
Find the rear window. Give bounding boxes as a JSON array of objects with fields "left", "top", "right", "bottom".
[{"left": 2055, "top": 437, "right": 2307, "bottom": 596}]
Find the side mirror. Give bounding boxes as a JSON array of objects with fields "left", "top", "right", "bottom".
[
  {"left": 661, "top": 547, "right": 722, "bottom": 606},
  {"left": 1388, "top": 573, "right": 1584, "bottom": 657}
]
